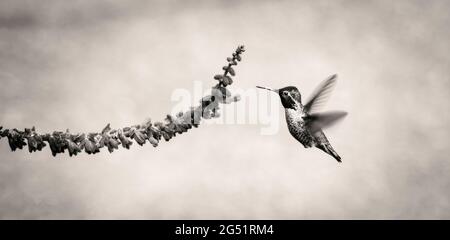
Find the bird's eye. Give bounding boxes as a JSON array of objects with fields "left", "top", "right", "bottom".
[{"left": 282, "top": 91, "right": 288, "bottom": 96}]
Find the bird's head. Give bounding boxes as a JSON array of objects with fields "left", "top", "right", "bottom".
[{"left": 256, "top": 85, "right": 302, "bottom": 109}]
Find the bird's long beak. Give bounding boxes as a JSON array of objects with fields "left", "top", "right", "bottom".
[{"left": 256, "top": 86, "right": 278, "bottom": 93}]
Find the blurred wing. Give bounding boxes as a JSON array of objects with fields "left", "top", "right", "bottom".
[
  {"left": 305, "top": 111, "right": 347, "bottom": 132},
  {"left": 303, "top": 74, "right": 337, "bottom": 113}
]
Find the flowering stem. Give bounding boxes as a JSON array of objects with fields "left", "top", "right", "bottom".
[{"left": 0, "top": 46, "right": 245, "bottom": 157}]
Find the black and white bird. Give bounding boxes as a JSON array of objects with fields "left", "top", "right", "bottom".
[{"left": 257, "top": 74, "right": 347, "bottom": 162}]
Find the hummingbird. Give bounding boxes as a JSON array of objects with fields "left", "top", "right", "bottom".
[{"left": 257, "top": 74, "right": 347, "bottom": 163}]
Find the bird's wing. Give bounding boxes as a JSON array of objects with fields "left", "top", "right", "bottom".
[
  {"left": 303, "top": 74, "right": 337, "bottom": 113},
  {"left": 304, "top": 111, "right": 347, "bottom": 133}
]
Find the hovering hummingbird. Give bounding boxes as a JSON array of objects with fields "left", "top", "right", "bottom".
[{"left": 257, "top": 74, "right": 347, "bottom": 163}]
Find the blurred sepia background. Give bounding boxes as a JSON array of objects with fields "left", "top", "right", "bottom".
[{"left": 0, "top": 0, "right": 449, "bottom": 219}]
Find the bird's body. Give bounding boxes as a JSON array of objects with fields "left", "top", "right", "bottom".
[
  {"left": 257, "top": 74, "right": 346, "bottom": 163},
  {"left": 285, "top": 107, "right": 313, "bottom": 148},
  {"left": 284, "top": 98, "right": 342, "bottom": 162}
]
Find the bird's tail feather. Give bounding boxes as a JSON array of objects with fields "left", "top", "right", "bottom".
[{"left": 316, "top": 143, "right": 342, "bottom": 163}]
